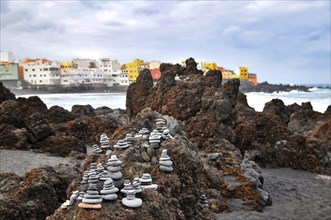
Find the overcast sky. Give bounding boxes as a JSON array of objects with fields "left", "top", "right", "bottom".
[{"left": 1, "top": 0, "right": 330, "bottom": 84}]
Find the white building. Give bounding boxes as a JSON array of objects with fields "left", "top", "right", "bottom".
[
  {"left": 60, "top": 68, "right": 116, "bottom": 87},
  {"left": 0, "top": 51, "right": 13, "bottom": 63},
  {"left": 23, "top": 59, "right": 60, "bottom": 85},
  {"left": 110, "top": 70, "right": 129, "bottom": 86},
  {"left": 72, "top": 58, "right": 97, "bottom": 69},
  {"left": 98, "top": 58, "right": 121, "bottom": 72}
]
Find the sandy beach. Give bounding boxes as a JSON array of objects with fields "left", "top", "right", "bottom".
[
  {"left": 0, "top": 149, "right": 74, "bottom": 176},
  {"left": 216, "top": 168, "right": 331, "bottom": 220}
]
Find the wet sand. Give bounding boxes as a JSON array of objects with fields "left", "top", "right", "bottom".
[
  {"left": 0, "top": 149, "right": 73, "bottom": 176},
  {"left": 216, "top": 168, "right": 331, "bottom": 220}
]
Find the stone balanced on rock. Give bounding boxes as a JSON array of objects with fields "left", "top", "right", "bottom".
[
  {"left": 159, "top": 149, "right": 173, "bottom": 172},
  {"left": 100, "top": 179, "right": 119, "bottom": 201},
  {"left": 106, "top": 155, "right": 123, "bottom": 180},
  {"left": 78, "top": 183, "right": 102, "bottom": 209},
  {"left": 121, "top": 189, "right": 142, "bottom": 208}
]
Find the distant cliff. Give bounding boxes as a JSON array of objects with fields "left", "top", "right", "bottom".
[{"left": 232, "top": 79, "right": 310, "bottom": 93}]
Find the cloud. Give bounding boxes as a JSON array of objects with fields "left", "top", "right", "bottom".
[{"left": 0, "top": 0, "right": 330, "bottom": 84}]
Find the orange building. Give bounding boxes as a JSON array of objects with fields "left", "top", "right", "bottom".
[{"left": 249, "top": 73, "right": 258, "bottom": 85}]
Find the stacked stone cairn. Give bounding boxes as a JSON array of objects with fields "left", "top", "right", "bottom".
[
  {"left": 80, "top": 171, "right": 89, "bottom": 184},
  {"left": 69, "top": 190, "right": 79, "bottom": 205},
  {"left": 159, "top": 149, "right": 173, "bottom": 172},
  {"left": 155, "top": 118, "right": 167, "bottom": 132},
  {"left": 156, "top": 118, "right": 174, "bottom": 140},
  {"left": 124, "top": 133, "right": 134, "bottom": 147},
  {"left": 77, "top": 191, "right": 86, "bottom": 201},
  {"left": 199, "top": 193, "right": 209, "bottom": 207},
  {"left": 135, "top": 128, "right": 150, "bottom": 140},
  {"left": 121, "top": 179, "right": 134, "bottom": 196},
  {"left": 92, "top": 144, "right": 102, "bottom": 154},
  {"left": 106, "top": 155, "right": 123, "bottom": 180},
  {"left": 100, "top": 179, "right": 119, "bottom": 201},
  {"left": 114, "top": 139, "right": 129, "bottom": 150},
  {"left": 96, "top": 163, "right": 104, "bottom": 173},
  {"left": 132, "top": 177, "right": 142, "bottom": 195},
  {"left": 90, "top": 163, "right": 98, "bottom": 171},
  {"left": 78, "top": 183, "right": 102, "bottom": 209},
  {"left": 99, "top": 170, "right": 112, "bottom": 181},
  {"left": 139, "top": 173, "right": 158, "bottom": 190},
  {"left": 100, "top": 133, "right": 111, "bottom": 152},
  {"left": 60, "top": 191, "right": 79, "bottom": 209},
  {"left": 121, "top": 189, "right": 142, "bottom": 208},
  {"left": 149, "top": 130, "right": 162, "bottom": 149},
  {"left": 88, "top": 171, "right": 99, "bottom": 184}
]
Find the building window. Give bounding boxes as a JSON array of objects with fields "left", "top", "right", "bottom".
[
  {"left": 25, "top": 69, "right": 28, "bottom": 71},
  {"left": 32, "top": 69, "right": 35, "bottom": 71},
  {"left": 40, "top": 80, "right": 42, "bottom": 83},
  {"left": 33, "top": 75, "right": 36, "bottom": 77}
]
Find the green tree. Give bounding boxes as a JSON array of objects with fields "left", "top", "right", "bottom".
[{"left": 89, "top": 61, "right": 96, "bottom": 69}]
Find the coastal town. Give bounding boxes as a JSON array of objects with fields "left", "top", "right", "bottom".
[{"left": 0, "top": 51, "right": 258, "bottom": 91}]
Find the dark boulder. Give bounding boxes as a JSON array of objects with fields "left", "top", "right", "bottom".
[
  {"left": 46, "top": 106, "right": 76, "bottom": 124},
  {"left": 0, "top": 82, "right": 16, "bottom": 103},
  {"left": 71, "top": 104, "right": 96, "bottom": 117}
]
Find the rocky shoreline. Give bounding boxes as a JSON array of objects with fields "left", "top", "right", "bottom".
[{"left": 0, "top": 58, "right": 330, "bottom": 219}]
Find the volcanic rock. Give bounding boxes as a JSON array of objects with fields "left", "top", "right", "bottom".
[
  {"left": 71, "top": 104, "right": 96, "bottom": 117},
  {"left": 0, "top": 82, "right": 16, "bottom": 103},
  {"left": 0, "top": 166, "right": 78, "bottom": 220}
]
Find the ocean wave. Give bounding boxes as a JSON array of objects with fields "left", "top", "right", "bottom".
[{"left": 245, "top": 89, "right": 330, "bottom": 113}]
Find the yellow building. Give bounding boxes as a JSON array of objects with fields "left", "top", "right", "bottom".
[
  {"left": 202, "top": 62, "right": 218, "bottom": 71},
  {"left": 239, "top": 67, "right": 249, "bottom": 79},
  {"left": 60, "top": 60, "right": 77, "bottom": 72},
  {"left": 127, "top": 59, "right": 143, "bottom": 82},
  {"left": 222, "top": 70, "right": 237, "bottom": 79}
]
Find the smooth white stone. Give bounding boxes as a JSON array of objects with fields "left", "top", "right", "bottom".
[
  {"left": 159, "top": 160, "right": 173, "bottom": 166},
  {"left": 102, "top": 194, "right": 118, "bottom": 201},
  {"left": 121, "top": 198, "right": 142, "bottom": 208},
  {"left": 109, "top": 171, "right": 122, "bottom": 180},
  {"left": 108, "top": 166, "right": 121, "bottom": 172},
  {"left": 82, "top": 198, "right": 102, "bottom": 204},
  {"left": 160, "top": 165, "right": 173, "bottom": 172},
  {"left": 141, "top": 184, "right": 158, "bottom": 190}
]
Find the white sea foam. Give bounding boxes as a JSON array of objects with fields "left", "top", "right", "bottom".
[
  {"left": 18, "top": 88, "right": 330, "bottom": 113},
  {"left": 18, "top": 92, "right": 127, "bottom": 110},
  {"left": 245, "top": 88, "right": 331, "bottom": 113}
]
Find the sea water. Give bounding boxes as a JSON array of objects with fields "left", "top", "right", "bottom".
[
  {"left": 18, "top": 87, "right": 330, "bottom": 113},
  {"left": 245, "top": 87, "right": 330, "bottom": 113},
  {"left": 18, "top": 92, "right": 127, "bottom": 110}
]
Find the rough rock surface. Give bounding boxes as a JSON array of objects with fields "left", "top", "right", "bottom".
[
  {"left": 238, "top": 80, "right": 310, "bottom": 93},
  {"left": 48, "top": 109, "right": 270, "bottom": 220},
  {"left": 126, "top": 58, "right": 238, "bottom": 148},
  {"left": 0, "top": 82, "right": 16, "bottom": 103},
  {"left": 236, "top": 98, "right": 331, "bottom": 175},
  {"left": 0, "top": 86, "right": 127, "bottom": 156},
  {"left": 0, "top": 166, "right": 80, "bottom": 220},
  {"left": 126, "top": 58, "right": 331, "bottom": 175}
]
